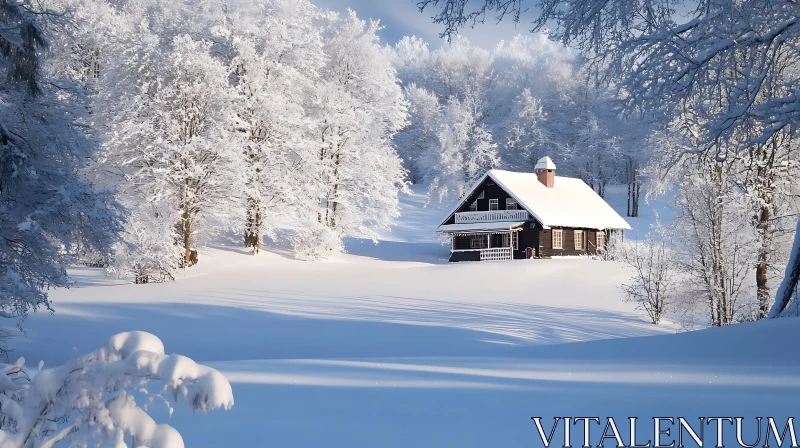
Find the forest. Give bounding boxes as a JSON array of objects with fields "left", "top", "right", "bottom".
[{"left": 4, "top": 0, "right": 800, "bottom": 344}]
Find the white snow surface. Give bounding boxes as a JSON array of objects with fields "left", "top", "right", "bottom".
[
  {"left": 10, "top": 185, "right": 797, "bottom": 447},
  {"left": 440, "top": 170, "right": 632, "bottom": 230}
]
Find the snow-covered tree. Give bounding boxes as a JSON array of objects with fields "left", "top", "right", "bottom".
[
  {"left": 647, "top": 116, "right": 773, "bottom": 326},
  {"left": 0, "top": 331, "right": 233, "bottom": 447},
  {"left": 676, "top": 161, "right": 756, "bottom": 326},
  {"left": 394, "top": 84, "right": 442, "bottom": 184},
  {"left": 295, "top": 10, "right": 408, "bottom": 259},
  {"left": 96, "top": 22, "right": 239, "bottom": 275},
  {"left": 0, "top": 0, "right": 122, "bottom": 337},
  {"left": 428, "top": 95, "right": 499, "bottom": 202},
  {"left": 218, "top": 0, "right": 325, "bottom": 254}
]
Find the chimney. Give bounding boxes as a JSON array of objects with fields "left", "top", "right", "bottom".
[{"left": 535, "top": 156, "right": 556, "bottom": 188}]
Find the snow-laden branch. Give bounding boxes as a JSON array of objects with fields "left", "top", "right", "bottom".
[{"left": 0, "top": 331, "right": 233, "bottom": 448}]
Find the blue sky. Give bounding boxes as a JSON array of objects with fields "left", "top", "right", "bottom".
[{"left": 313, "top": 0, "right": 537, "bottom": 50}]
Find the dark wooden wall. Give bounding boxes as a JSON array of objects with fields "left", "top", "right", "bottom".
[
  {"left": 449, "top": 251, "right": 480, "bottom": 262},
  {"left": 538, "top": 228, "right": 605, "bottom": 257},
  {"left": 514, "top": 225, "right": 539, "bottom": 259}
]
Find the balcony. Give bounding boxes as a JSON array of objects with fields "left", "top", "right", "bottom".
[{"left": 454, "top": 209, "right": 530, "bottom": 224}]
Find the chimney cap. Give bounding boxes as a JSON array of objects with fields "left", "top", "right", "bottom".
[{"left": 535, "top": 156, "right": 556, "bottom": 170}]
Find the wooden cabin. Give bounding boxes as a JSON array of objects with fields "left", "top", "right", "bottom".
[{"left": 437, "top": 157, "right": 631, "bottom": 262}]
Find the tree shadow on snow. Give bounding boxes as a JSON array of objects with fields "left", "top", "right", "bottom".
[{"left": 13, "top": 292, "right": 668, "bottom": 366}]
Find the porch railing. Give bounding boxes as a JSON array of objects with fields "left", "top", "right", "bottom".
[
  {"left": 455, "top": 210, "right": 529, "bottom": 223},
  {"left": 479, "top": 247, "right": 512, "bottom": 261}
]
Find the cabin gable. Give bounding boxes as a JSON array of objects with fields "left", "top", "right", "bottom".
[{"left": 442, "top": 177, "right": 530, "bottom": 225}]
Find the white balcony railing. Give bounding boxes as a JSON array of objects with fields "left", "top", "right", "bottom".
[
  {"left": 479, "top": 248, "right": 512, "bottom": 261},
  {"left": 455, "top": 209, "right": 530, "bottom": 224}
]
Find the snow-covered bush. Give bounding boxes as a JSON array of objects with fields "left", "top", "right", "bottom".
[
  {"left": 618, "top": 223, "right": 678, "bottom": 325},
  {"left": 599, "top": 231, "right": 624, "bottom": 261},
  {"left": 0, "top": 331, "right": 233, "bottom": 447},
  {"left": 292, "top": 225, "right": 346, "bottom": 261},
  {"left": 108, "top": 207, "right": 182, "bottom": 284}
]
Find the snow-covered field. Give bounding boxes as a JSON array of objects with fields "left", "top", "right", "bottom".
[{"left": 13, "top": 187, "right": 799, "bottom": 447}]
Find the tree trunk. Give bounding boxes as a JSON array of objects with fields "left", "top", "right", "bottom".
[
  {"left": 627, "top": 157, "right": 640, "bottom": 218},
  {"left": 709, "top": 294, "right": 717, "bottom": 327},
  {"left": 244, "top": 197, "right": 262, "bottom": 254},
  {"left": 752, "top": 141, "right": 776, "bottom": 319},
  {"left": 318, "top": 142, "right": 327, "bottom": 224},
  {"left": 714, "top": 163, "right": 726, "bottom": 325},
  {"left": 183, "top": 205, "right": 192, "bottom": 266},
  {"left": 627, "top": 180, "right": 632, "bottom": 217},
  {"left": 768, "top": 219, "right": 800, "bottom": 317},
  {"left": 134, "top": 268, "right": 148, "bottom": 285},
  {"left": 330, "top": 153, "right": 341, "bottom": 228},
  {"left": 756, "top": 204, "right": 771, "bottom": 319}
]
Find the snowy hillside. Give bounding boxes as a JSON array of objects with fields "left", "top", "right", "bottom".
[{"left": 11, "top": 186, "right": 794, "bottom": 447}]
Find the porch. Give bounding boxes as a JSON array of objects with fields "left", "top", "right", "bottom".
[{"left": 449, "top": 230, "right": 521, "bottom": 262}]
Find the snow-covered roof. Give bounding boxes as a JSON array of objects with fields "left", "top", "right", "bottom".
[
  {"left": 439, "top": 170, "right": 631, "bottom": 231},
  {"left": 438, "top": 222, "right": 526, "bottom": 233},
  {"left": 535, "top": 156, "right": 557, "bottom": 170}
]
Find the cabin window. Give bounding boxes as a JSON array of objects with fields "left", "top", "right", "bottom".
[
  {"left": 501, "top": 233, "right": 510, "bottom": 247},
  {"left": 477, "top": 191, "right": 485, "bottom": 199},
  {"left": 552, "top": 229, "right": 563, "bottom": 249},
  {"left": 468, "top": 201, "right": 478, "bottom": 212},
  {"left": 489, "top": 199, "right": 499, "bottom": 211},
  {"left": 574, "top": 230, "right": 585, "bottom": 250},
  {"left": 506, "top": 198, "right": 517, "bottom": 210},
  {"left": 470, "top": 235, "right": 488, "bottom": 249},
  {"left": 597, "top": 231, "right": 605, "bottom": 248}
]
